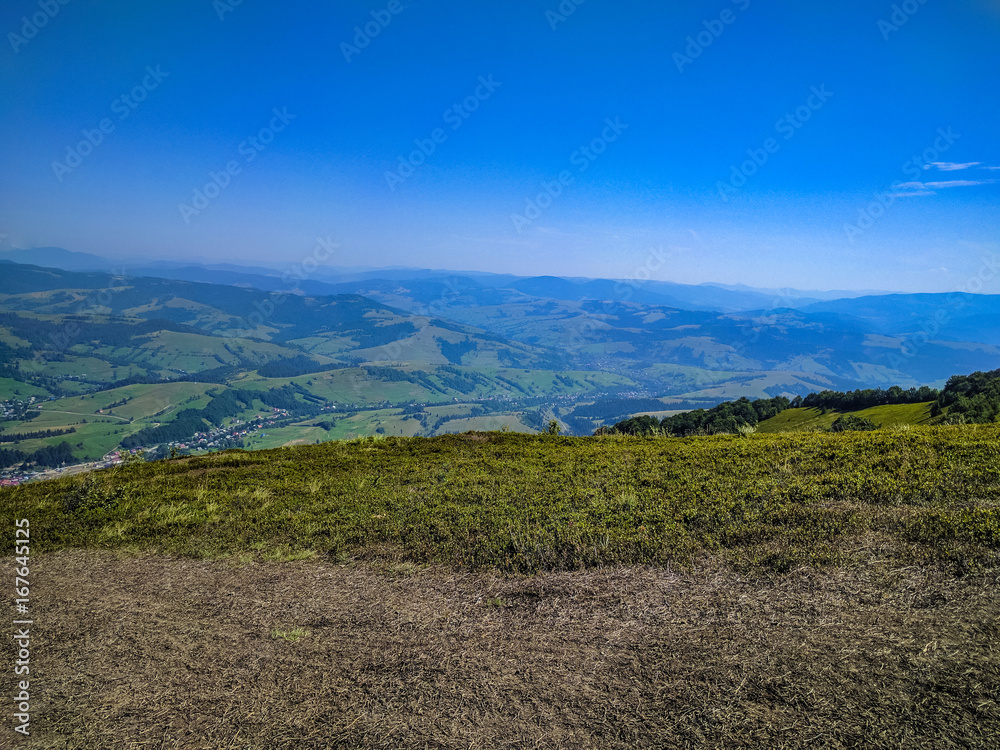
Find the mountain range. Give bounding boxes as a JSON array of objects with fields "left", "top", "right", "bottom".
[{"left": 0, "top": 246, "right": 996, "bottom": 461}]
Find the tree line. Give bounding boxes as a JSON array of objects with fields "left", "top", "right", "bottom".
[
  {"left": 597, "top": 371, "right": 1000, "bottom": 437},
  {"left": 599, "top": 396, "right": 792, "bottom": 437},
  {"left": 0, "top": 427, "right": 76, "bottom": 443},
  {"left": 0, "top": 441, "right": 75, "bottom": 469},
  {"left": 800, "top": 385, "right": 938, "bottom": 413}
]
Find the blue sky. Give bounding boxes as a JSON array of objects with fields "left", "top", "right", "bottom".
[{"left": 1, "top": 0, "right": 998, "bottom": 292}]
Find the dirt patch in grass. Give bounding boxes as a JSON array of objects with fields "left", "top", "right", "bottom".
[{"left": 6, "top": 551, "right": 999, "bottom": 749}]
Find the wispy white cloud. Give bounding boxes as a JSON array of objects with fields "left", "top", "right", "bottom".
[
  {"left": 923, "top": 179, "right": 998, "bottom": 188},
  {"left": 890, "top": 188, "right": 936, "bottom": 198},
  {"left": 923, "top": 161, "right": 981, "bottom": 171},
  {"left": 895, "top": 179, "right": 998, "bottom": 194}
]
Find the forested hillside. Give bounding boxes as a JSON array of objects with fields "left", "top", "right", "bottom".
[
  {"left": 600, "top": 373, "right": 1000, "bottom": 437},
  {"left": 934, "top": 369, "right": 1000, "bottom": 423}
]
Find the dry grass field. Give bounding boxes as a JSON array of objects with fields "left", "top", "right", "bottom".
[{"left": 3, "top": 550, "right": 997, "bottom": 749}]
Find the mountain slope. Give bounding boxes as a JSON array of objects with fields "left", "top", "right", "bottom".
[
  {"left": 0, "top": 262, "right": 563, "bottom": 370},
  {"left": 801, "top": 293, "right": 1000, "bottom": 343}
]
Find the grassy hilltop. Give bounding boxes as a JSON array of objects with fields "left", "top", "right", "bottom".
[
  {"left": 6, "top": 426, "right": 999, "bottom": 574},
  {"left": 5, "top": 370, "right": 1000, "bottom": 748},
  {"left": 4, "top": 419, "right": 1000, "bottom": 749}
]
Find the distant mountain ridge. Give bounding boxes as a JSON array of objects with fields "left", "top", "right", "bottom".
[
  {"left": 0, "top": 246, "right": 894, "bottom": 312},
  {"left": 1, "top": 249, "right": 998, "bottom": 399},
  {"left": 0, "top": 254, "right": 997, "bottom": 466},
  {"left": 0, "top": 261, "right": 563, "bottom": 371},
  {"left": 701, "top": 281, "right": 894, "bottom": 301}
]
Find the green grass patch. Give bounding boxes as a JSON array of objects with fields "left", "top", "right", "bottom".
[
  {"left": 0, "top": 378, "right": 52, "bottom": 400},
  {"left": 270, "top": 627, "right": 309, "bottom": 642},
  {"left": 4, "top": 426, "right": 1000, "bottom": 574},
  {"left": 758, "top": 402, "right": 936, "bottom": 434}
]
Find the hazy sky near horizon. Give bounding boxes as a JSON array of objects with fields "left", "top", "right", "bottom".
[{"left": 1, "top": 0, "right": 998, "bottom": 292}]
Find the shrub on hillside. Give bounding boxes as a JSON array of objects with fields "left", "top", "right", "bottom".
[{"left": 830, "top": 415, "right": 877, "bottom": 432}]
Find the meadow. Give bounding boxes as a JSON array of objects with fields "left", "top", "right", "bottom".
[
  {"left": 5, "top": 425, "right": 999, "bottom": 574},
  {"left": 3, "top": 425, "right": 1000, "bottom": 748},
  {"left": 756, "top": 402, "right": 937, "bottom": 433}
]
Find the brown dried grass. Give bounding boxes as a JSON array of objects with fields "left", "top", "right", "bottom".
[{"left": 3, "top": 551, "right": 998, "bottom": 749}]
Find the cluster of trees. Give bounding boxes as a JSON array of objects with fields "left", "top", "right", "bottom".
[
  {"left": 599, "top": 396, "right": 792, "bottom": 437},
  {"left": 800, "top": 385, "right": 938, "bottom": 413},
  {"left": 425, "top": 405, "right": 489, "bottom": 434},
  {"left": 0, "top": 441, "right": 75, "bottom": 469},
  {"left": 436, "top": 369, "right": 481, "bottom": 395},
  {"left": 596, "top": 414, "right": 661, "bottom": 437},
  {"left": 495, "top": 376, "right": 530, "bottom": 396},
  {"left": 364, "top": 366, "right": 415, "bottom": 382},
  {"left": 364, "top": 366, "right": 449, "bottom": 396},
  {"left": 0, "top": 427, "right": 76, "bottom": 444},
  {"left": 659, "top": 396, "right": 792, "bottom": 437},
  {"left": 172, "top": 367, "right": 237, "bottom": 385},
  {"left": 933, "top": 369, "right": 1000, "bottom": 424},
  {"left": 351, "top": 322, "right": 417, "bottom": 349},
  {"left": 257, "top": 355, "right": 328, "bottom": 379},
  {"left": 0, "top": 332, "right": 64, "bottom": 393},
  {"left": 121, "top": 385, "right": 312, "bottom": 449},
  {"left": 554, "top": 374, "right": 580, "bottom": 389},
  {"left": 122, "top": 405, "right": 235, "bottom": 449},
  {"left": 92, "top": 373, "right": 168, "bottom": 390},
  {"left": 521, "top": 409, "right": 547, "bottom": 432},
  {"left": 0, "top": 339, "right": 31, "bottom": 366},
  {"left": 436, "top": 337, "right": 476, "bottom": 365},
  {"left": 495, "top": 347, "right": 563, "bottom": 370}
]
